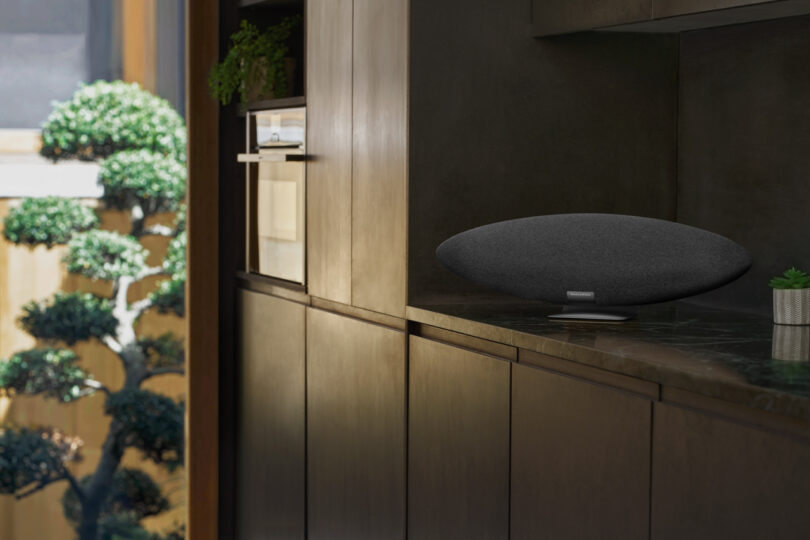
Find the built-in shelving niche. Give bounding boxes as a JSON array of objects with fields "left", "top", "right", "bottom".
[{"left": 237, "top": 0, "right": 305, "bottom": 112}]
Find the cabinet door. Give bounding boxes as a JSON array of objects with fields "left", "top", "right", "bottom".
[
  {"left": 236, "top": 290, "right": 306, "bottom": 540},
  {"left": 307, "top": 308, "right": 406, "bottom": 540},
  {"left": 408, "top": 336, "right": 510, "bottom": 540},
  {"left": 511, "top": 363, "right": 651, "bottom": 540},
  {"left": 651, "top": 403, "right": 810, "bottom": 540},
  {"left": 351, "top": 0, "right": 408, "bottom": 317},
  {"left": 306, "top": 0, "right": 353, "bottom": 304}
]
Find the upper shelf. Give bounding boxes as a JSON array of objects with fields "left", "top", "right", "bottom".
[
  {"left": 532, "top": 0, "right": 810, "bottom": 36},
  {"left": 239, "top": 0, "right": 302, "bottom": 8},
  {"left": 242, "top": 95, "right": 306, "bottom": 114}
]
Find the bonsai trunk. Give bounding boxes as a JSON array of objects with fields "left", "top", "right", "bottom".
[{"left": 77, "top": 419, "right": 126, "bottom": 540}]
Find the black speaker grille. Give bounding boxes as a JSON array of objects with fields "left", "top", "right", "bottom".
[{"left": 436, "top": 214, "right": 752, "bottom": 306}]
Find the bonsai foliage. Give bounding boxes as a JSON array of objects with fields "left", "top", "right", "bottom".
[
  {"left": 99, "top": 149, "right": 186, "bottom": 214},
  {"left": 0, "top": 349, "right": 94, "bottom": 403},
  {"left": 40, "top": 81, "right": 186, "bottom": 162},
  {"left": 0, "top": 427, "right": 83, "bottom": 498},
  {"left": 0, "top": 81, "right": 186, "bottom": 540},
  {"left": 65, "top": 231, "right": 148, "bottom": 281},
  {"left": 769, "top": 267, "right": 810, "bottom": 289},
  {"left": 3, "top": 197, "right": 98, "bottom": 247},
  {"left": 62, "top": 468, "right": 169, "bottom": 526},
  {"left": 20, "top": 292, "right": 117, "bottom": 345},
  {"left": 208, "top": 17, "right": 301, "bottom": 105},
  {"left": 106, "top": 390, "right": 184, "bottom": 468}
]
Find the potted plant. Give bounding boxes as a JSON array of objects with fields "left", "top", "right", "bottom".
[
  {"left": 208, "top": 16, "right": 301, "bottom": 106},
  {"left": 769, "top": 267, "right": 810, "bottom": 325}
]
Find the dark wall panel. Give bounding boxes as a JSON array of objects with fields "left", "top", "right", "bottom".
[
  {"left": 678, "top": 16, "right": 810, "bottom": 312},
  {"left": 408, "top": 0, "right": 679, "bottom": 302}
]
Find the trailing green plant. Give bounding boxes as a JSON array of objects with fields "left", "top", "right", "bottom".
[
  {"left": 208, "top": 17, "right": 301, "bottom": 106},
  {"left": 769, "top": 267, "right": 810, "bottom": 289},
  {"left": 1, "top": 82, "right": 186, "bottom": 540}
]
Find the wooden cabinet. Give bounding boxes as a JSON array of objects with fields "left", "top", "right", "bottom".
[
  {"left": 305, "top": 0, "right": 407, "bottom": 316},
  {"left": 306, "top": 307, "right": 406, "bottom": 540},
  {"left": 511, "top": 358, "right": 652, "bottom": 540},
  {"left": 350, "top": 0, "right": 408, "bottom": 317},
  {"left": 651, "top": 403, "right": 810, "bottom": 540},
  {"left": 236, "top": 290, "right": 306, "bottom": 540},
  {"left": 408, "top": 336, "right": 510, "bottom": 540},
  {"left": 306, "top": 0, "right": 353, "bottom": 305}
]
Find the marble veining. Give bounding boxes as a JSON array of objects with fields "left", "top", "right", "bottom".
[{"left": 408, "top": 300, "right": 810, "bottom": 421}]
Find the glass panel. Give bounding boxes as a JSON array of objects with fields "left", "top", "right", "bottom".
[
  {"left": 246, "top": 107, "right": 307, "bottom": 285},
  {"left": 256, "top": 159, "right": 305, "bottom": 283}
]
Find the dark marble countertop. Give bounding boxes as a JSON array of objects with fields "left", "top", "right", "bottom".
[{"left": 406, "top": 300, "right": 810, "bottom": 422}]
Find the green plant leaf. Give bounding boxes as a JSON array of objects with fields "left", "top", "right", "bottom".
[
  {"left": 2, "top": 197, "right": 98, "bottom": 248},
  {"left": 0, "top": 348, "right": 93, "bottom": 402},
  {"left": 99, "top": 149, "right": 186, "bottom": 214},
  {"left": 208, "top": 17, "right": 301, "bottom": 106},
  {"left": 40, "top": 81, "right": 186, "bottom": 162},
  {"left": 62, "top": 468, "right": 170, "bottom": 527},
  {"left": 138, "top": 333, "right": 184, "bottom": 369},
  {"left": 105, "top": 390, "right": 184, "bottom": 469},
  {"left": 0, "top": 427, "right": 83, "bottom": 496},
  {"left": 19, "top": 292, "right": 117, "bottom": 345},
  {"left": 769, "top": 267, "right": 810, "bottom": 289},
  {"left": 64, "top": 230, "right": 148, "bottom": 281}
]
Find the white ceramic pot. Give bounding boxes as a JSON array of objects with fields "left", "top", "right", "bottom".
[
  {"left": 773, "top": 288, "right": 810, "bottom": 325},
  {"left": 772, "top": 324, "right": 810, "bottom": 361}
]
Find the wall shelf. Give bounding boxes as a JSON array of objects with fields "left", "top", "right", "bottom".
[
  {"left": 241, "top": 95, "right": 305, "bottom": 114},
  {"left": 239, "top": 0, "right": 302, "bottom": 9},
  {"left": 532, "top": 0, "right": 810, "bottom": 36}
]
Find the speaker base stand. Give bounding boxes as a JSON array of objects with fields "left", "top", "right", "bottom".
[{"left": 548, "top": 304, "right": 637, "bottom": 321}]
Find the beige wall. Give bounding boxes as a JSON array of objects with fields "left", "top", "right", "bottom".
[{"left": 0, "top": 200, "right": 185, "bottom": 539}]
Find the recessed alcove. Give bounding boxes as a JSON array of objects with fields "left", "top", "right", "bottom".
[{"left": 408, "top": 2, "right": 810, "bottom": 314}]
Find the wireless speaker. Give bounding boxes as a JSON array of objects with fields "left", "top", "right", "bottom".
[{"left": 436, "top": 214, "right": 752, "bottom": 320}]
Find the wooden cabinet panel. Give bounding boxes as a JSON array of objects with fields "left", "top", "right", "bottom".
[
  {"left": 531, "top": 0, "right": 651, "bottom": 35},
  {"left": 651, "top": 403, "right": 810, "bottom": 540},
  {"left": 236, "top": 290, "right": 306, "bottom": 540},
  {"left": 351, "top": 0, "right": 408, "bottom": 317},
  {"left": 511, "top": 363, "right": 651, "bottom": 540},
  {"left": 408, "top": 337, "right": 510, "bottom": 540},
  {"left": 306, "top": 0, "right": 353, "bottom": 304},
  {"left": 307, "top": 308, "right": 406, "bottom": 540}
]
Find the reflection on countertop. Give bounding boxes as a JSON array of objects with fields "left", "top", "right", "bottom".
[{"left": 407, "top": 299, "right": 810, "bottom": 421}]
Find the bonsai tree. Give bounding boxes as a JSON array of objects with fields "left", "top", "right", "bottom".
[{"left": 0, "top": 81, "right": 186, "bottom": 540}]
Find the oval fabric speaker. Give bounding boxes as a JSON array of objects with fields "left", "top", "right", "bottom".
[{"left": 436, "top": 214, "right": 752, "bottom": 307}]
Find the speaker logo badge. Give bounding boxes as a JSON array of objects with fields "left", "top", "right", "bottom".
[{"left": 566, "top": 290, "right": 595, "bottom": 303}]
